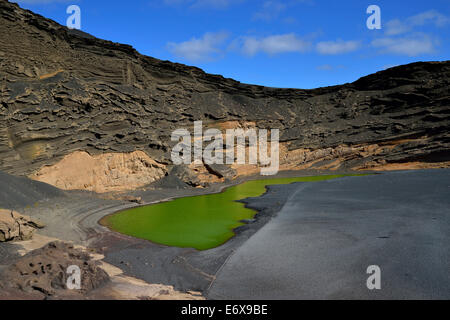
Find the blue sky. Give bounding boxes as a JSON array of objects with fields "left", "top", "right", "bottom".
[{"left": 14, "top": 0, "right": 450, "bottom": 89}]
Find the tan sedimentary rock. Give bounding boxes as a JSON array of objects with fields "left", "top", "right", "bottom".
[
  {"left": 96, "top": 260, "right": 204, "bottom": 300},
  {"left": 0, "top": 209, "right": 45, "bottom": 242},
  {"left": 29, "top": 151, "right": 166, "bottom": 193},
  {"left": 353, "top": 161, "right": 450, "bottom": 171},
  {"left": 32, "top": 136, "right": 446, "bottom": 192},
  {"left": 230, "top": 138, "right": 450, "bottom": 177}
]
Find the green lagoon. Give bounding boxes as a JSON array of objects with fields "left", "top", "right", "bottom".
[{"left": 102, "top": 174, "right": 357, "bottom": 250}]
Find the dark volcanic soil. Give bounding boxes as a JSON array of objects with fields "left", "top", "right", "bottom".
[
  {"left": 208, "top": 170, "right": 450, "bottom": 299},
  {"left": 0, "top": 171, "right": 64, "bottom": 210}
]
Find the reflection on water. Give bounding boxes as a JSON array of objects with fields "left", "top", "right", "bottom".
[{"left": 102, "top": 175, "right": 357, "bottom": 250}]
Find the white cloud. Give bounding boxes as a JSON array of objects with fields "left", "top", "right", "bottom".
[
  {"left": 385, "top": 10, "right": 449, "bottom": 36},
  {"left": 162, "top": 0, "right": 243, "bottom": 9},
  {"left": 409, "top": 10, "right": 449, "bottom": 26},
  {"left": 240, "top": 33, "right": 311, "bottom": 56},
  {"left": 253, "top": 1, "right": 287, "bottom": 21},
  {"left": 371, "top": 34, "right": 436, "bottom": 56},
  {"left": 252, "top": 0, "right": 313, "bottom": 22},
  {"left": 384, "top": 19, "right": 410, "bottom": 36},
  {"left": 316, "top": 64, "right": 345, "bottom": 71},
  {"left": 374, "top": 10, "right": 447, "bottom": 57},
  {"left": 167, "top": 32, "right": 229, "bottom": 62},
  {"left": 316, "top": 40, "right": 360, "bottom": 55},
  {"left": 381, "top": 64, "right": 399, "bottom": 70},
  {"left": 193, "top": 0, "right": 240, "bottom": 8},
  {"left": 13, "top": 0, "right": 75, "bottom": 3},
  {"left": 316, "top": 64, "right": 333, "bottom": 71}
]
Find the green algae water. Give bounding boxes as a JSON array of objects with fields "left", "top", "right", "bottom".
[{"left": 102, "top": 175, "right": 357, "bottom": 250}]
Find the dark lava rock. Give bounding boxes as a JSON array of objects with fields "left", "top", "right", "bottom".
[
  {"left": 169, "top": 165, "right": 203, "bottom": 187},
  {"left": 151, "top": 172, "right": 191, "bottom": 190},
  {"left": 0, "top": 0, "right": 449, "bottom": 177},
  {"left": 0, "top": 241, "right": 109, "bottom": 299},
  {"left": 204, "top": 163, "right": 237, "bottom": 180}
]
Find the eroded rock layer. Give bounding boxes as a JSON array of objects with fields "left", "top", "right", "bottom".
[
  {"left": 0, "top": 0, "right": 449, "bottom": 191},
  {"left": 29, "top": 151, "right": 166, "bottom": 193},
  {"left": 0, "top": 209, "right": 44, "bottom": 242},
  {"left": 0, "top": 241, "right": 109, "bottom": 298}
]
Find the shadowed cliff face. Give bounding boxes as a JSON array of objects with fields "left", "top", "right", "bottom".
[{"left": 0, "top": 0, "right": 449, "bottom": 191}]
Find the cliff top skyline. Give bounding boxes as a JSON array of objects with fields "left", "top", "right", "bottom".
[{"left": 13, "top": 0, "right": 450, "bottom": 89}]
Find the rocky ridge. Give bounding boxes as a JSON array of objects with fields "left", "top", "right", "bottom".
[{"left": 0, "top": 0, "right": 449, "bottom": 191}]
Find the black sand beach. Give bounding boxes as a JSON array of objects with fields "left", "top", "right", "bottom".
[
  {"left": 207, "top": 169, "right": 450, "bottom": 299},
  {"left": 1, "top": 169, "right": 449, "bottom": 298}
]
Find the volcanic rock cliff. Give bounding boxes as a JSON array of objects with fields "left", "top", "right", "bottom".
[{"left": 0, "top": 0, "right": 449, "bottom": 192}]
